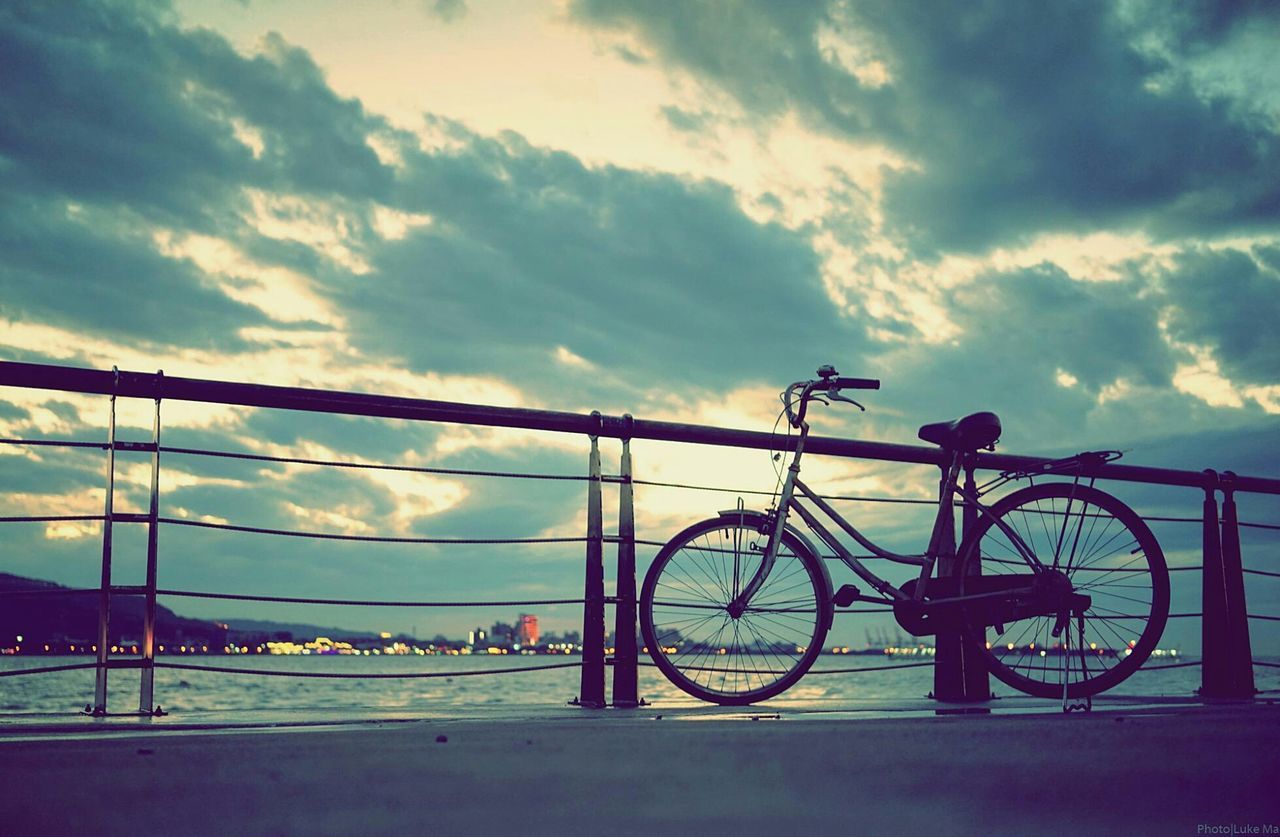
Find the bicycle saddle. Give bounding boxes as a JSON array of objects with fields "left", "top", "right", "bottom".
[{"left": 917, "top": 411, "right": 1001, "bottom": 451}]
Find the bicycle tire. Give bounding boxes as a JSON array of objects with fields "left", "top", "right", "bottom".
[
  {"left": 640, "top": 516, "right": 831, "bottom": 705},
  {"left": 958, "top": 482, "right": 1170, "bottom": 698}
]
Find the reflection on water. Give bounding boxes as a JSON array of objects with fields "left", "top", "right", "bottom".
[{"left": 0, "top": 655, "right": 1271, "bottom": 716}]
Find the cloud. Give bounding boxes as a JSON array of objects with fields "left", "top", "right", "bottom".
[
  {"left": 332, "top": 122, "right": 866, "bottom": 395},
  {"left": 857, "top": 264, "right": 1179, "bottom": 450},
  {"left": 1162, "top": 246, "right": 1280, "bottom": 385},
  {"left": 426, "top": 0, "right": 468, "bottom": 24},
  {"left": 0, "top": 1, "right": 400, "bottom": 355},
  {"left": 572, "top": 0, "right": 880, "bottom": 134},
  {"left": 572, "top": 0, "right": 1280, "bottom": 253},
  {"left": 0, "top": 193, "right": 272, "bottom": 351}
]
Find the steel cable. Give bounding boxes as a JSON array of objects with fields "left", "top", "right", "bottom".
[
  {"left": 804, "top": 661, "right": 936, "bottom": 674},
  {"left": 158, "top": 516, "right": 587, "bottom": 544},
  {"left": 1137, "top": 660, "right": 1202, "bottom": 670},
  {"left": 158, "top": 589, "right": 586, "bottom": 607},
  {"left": 632, "top": 478, "right": 936, "bottom": 505},
  {"left": 160, "top": 445, "right": 590, "bottom": 482},
  {"left": 154, "top": 661, "right": 583, "bottom": 678},
  {"left": 0, "top": 663, "right": 98, "bottom": 678}
]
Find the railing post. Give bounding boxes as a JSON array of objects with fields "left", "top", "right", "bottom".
[
  {"left": 92, "top": 379, "right": 118, "bottom": 716},
  {"left": 960, "top": 464, "right": 990, "bottom": 699},
  {"left": 576, "top": 418, "right": 606, "bottom": 708},
  {"left": 139, "top": 381, "right": 162, "bottom": 715},
  {"left": 1200, "top": 472, "right": 1230, "bottom": 697},
  {"left": 611, "top": 419, "right": 639, "bottom": 707},
  {"left": 932, "top": 463, "right": 963, "bottom": 700},
  {"left": 1219, "top": 473, "right": 1256, "bottom": 698},
  {"left": 933, "top": 461, "right": 990, "bottom": 702}
]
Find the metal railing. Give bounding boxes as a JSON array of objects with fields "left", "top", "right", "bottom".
[{"left": 1, "top": 360, "right": 1278, "bottom": 714}]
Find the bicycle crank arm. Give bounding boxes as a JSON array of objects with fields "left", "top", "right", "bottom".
[{"left": 833, "top": 584, "right": 895, "bottom": 608}]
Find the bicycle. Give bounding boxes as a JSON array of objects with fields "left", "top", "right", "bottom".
[{"left": 639, "top": 366, "right": 1170, "bottom": 705}]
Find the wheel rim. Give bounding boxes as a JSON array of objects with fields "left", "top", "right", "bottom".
[
  {"left": 643, "top": 522, "right": 826, "bottom": 702},
  {"left": 963, "top": 485, "right": 1168, "bottom": 698}
]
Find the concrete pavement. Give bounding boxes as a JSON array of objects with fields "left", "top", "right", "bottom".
[{"left": 1, "top": 700, "right": 1278, "bottom": 836}]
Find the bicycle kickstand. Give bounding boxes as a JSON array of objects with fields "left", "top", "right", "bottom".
[{"left": 1062, "top": 613, "right": 1092, "bottom": 714}]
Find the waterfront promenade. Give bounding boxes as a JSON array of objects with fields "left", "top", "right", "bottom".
[{"left": 2, "top": 697, "right": 1278, "bottom": 835}]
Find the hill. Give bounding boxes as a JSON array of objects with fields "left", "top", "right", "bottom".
[
  {"left": 0, "top": 573, "right": 382, "bottom": 647},
  {"left": 0, "top": 572, "right": 226, "bottom": 646}
]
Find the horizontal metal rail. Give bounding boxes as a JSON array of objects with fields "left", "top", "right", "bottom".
[
  {"left": 0, "top": 437, "right": 107, "bottom": 450},
  {"left": 4, "top": 361, "right": 1278, "bottom": 494},
  {"left": 0, "top": 514, "right": 106, "bottom": 524}
]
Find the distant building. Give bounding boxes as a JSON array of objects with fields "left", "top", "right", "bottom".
[
  {"left": 489, "top": 621, "right": 515, "bottom": 647},
  {"left": 468, "top": 627, "right": 486, "bottom": 646},
  {"left": 517, "top": 614, "right": 539, "bottom": 647}
]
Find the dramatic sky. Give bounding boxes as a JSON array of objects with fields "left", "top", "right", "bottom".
[{"left": 2, "top": 0, "right": 1278, "bottom": 655}]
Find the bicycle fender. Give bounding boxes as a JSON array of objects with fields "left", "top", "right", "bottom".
[{"left": 715, "top": 508, "right": 835, "bottom": 629}]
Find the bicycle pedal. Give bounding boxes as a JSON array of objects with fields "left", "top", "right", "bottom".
[{"left": 833, "top": 584, "right": 860, "bottom": 608}]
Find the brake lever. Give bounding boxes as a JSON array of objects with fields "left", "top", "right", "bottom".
[{"left": 828, "top": 391, "right": 865, "bottom": 411}]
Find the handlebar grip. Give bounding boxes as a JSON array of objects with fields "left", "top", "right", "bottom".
[{"left": 833, "top": 377, "right": 880, "bottom": 390}]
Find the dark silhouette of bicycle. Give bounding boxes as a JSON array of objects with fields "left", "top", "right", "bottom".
[{"left": 640, "top": 366, "right": 1170, "bottom": 705}]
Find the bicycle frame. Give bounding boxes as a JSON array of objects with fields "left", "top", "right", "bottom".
[{"left": 726, "top": 419, "right": 1048, "bottom": 618}]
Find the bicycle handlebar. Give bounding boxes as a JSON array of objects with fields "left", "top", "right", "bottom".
[
  {"left": 831, "top": 377, "right": 880, "bottom": 391},
  {"left": 783, "top": 369, "right": 881, "bottom": 427}
]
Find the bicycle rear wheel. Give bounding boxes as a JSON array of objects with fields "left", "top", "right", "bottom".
[
  {"left": 959, "top": 482, "right": 1170, "bottom": 698},
  {"left": 640, "top": 516, "right": 831, "bottom": 705}
]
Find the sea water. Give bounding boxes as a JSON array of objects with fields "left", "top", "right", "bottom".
[{"left": 3, "top": 654, "right": 1269, "bottom": 718}]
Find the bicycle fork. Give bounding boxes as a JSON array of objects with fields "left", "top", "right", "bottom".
[{"left": 726, "top": 425, "right": 809, "bottom": 618}]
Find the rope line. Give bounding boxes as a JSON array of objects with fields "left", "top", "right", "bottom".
[
  {"left": 153, "top": 661, "right": 583, "bottom": 679},
  {"left": 807, "top": 661, "right": 935, "bottom": 674},
  {"left": 1244, "top": 568, "right": 1280, "bottom": 579},
  {"left": 1247, "top": 613, "right": 1280, "bottom": 621},
  {"left": 158, "top": 517, "right": 587, "bottom": 545},
  {"left": 158, "top": 589, "right": 586, "bottom": 607},
  {"left": 0, "top": 588, "right": 99, "bottom": 598},
  {"left": 1253, "top": 660, "right": 1280, "bottom": 668},
  {"left": 632, "top": 478, "right": 936, "bottom": 505},
  {"left": 1138, "top": 660, "right": 1202, "bottom": 670},
  {"left": 0, "top": 663, "right": 98, "bottom": 678},
  {"left": 160, "top": 445, "right": 589, "bottom": 482}
]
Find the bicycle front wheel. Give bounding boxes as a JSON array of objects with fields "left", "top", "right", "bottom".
[
  {"left": 640, "top": 516, "right": 831, "bottom": 705},
  {"left": 959, "top": 482, "right": 1170, "bottom": 698}
]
